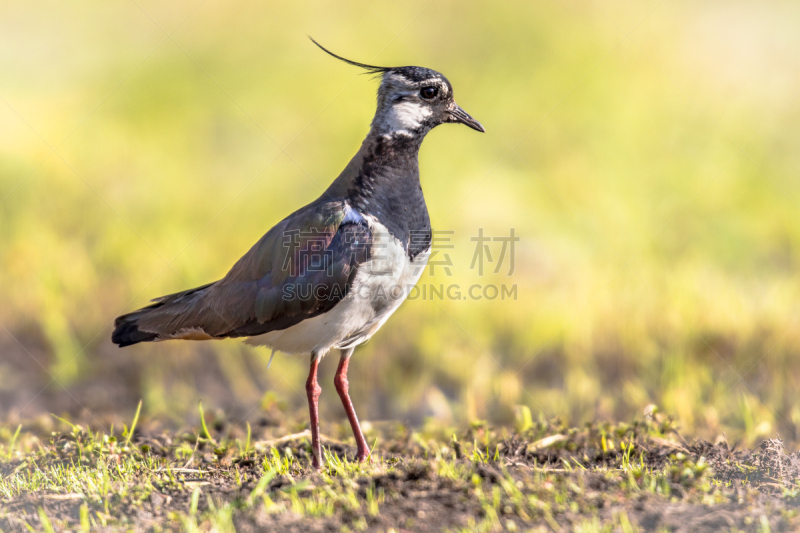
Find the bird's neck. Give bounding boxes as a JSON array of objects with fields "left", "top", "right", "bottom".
[
  {"left": 326, "top": 130, "right": 425, "bottom": 203},
  {"left": 324, "top": 129, "right": 432, "bottom": 256}
]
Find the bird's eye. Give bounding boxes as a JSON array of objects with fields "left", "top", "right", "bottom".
[{"left": 420, "top": 86, "right": 438, "bottom": 99}]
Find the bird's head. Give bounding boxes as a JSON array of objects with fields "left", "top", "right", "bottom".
[{"left": 311, "top": 39, "right": 485, "bottom": 138}]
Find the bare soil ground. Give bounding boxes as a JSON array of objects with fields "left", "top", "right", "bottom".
[{"left": 2, "top": 410, "right": 799, "bottom": 532}]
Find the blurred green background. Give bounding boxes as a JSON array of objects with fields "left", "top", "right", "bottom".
[{"left": 2, "top": 0, "right": 799, "bottom": 445}]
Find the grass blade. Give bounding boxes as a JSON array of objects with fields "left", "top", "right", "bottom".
[
  {"left": 125, "top": 400, "right": 142, "bottom": 446},
  {"left": 198, "top": 402, "right": 214, "bottom": 443},
  {"left": 190, "top": 487, "right": 200, "bottom": 516},
  {"left": 7, "top": 424, "right": 21, "bottom": 460},
  {"left": 37, "top": 507, "right": 55, "bottom": 533},
  {"left": 248, "top": 467, "right": 277, "bottom": 505}
]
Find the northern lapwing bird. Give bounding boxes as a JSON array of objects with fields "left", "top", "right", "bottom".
[{"left": 112, "top": 39, "right": 484, "bottom": 469}]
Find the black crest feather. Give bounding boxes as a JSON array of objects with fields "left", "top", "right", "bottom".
[{"left": 309, "top": 37, "right": 391, "bottom": 75}]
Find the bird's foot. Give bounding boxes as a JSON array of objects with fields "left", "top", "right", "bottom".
[{"left": 356, "top": 448, "right": 371, "bottom": 463}]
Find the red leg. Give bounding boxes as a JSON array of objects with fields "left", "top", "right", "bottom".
[
  {"left": 334, "top": 351, "right": 370, "bottom": 462},
  {"left": 305, "top": 357, "right": 323, "bottom": 470}
]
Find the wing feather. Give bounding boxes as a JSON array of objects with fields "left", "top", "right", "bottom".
[{"left": 112, "top": 199, "right": 372, "bottom": 346}]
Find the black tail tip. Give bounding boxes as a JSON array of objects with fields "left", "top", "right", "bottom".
[{"left": 112, "top": 321, "right": 157, "bottom": 347}]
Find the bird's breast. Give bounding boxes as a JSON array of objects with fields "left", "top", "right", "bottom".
[
  {"left": 353, "top": 215, "right": 430, "bottom": 314},
  {"left": 244, "top": 216, "right": 428, "bottom": 356},
  {"left": 333, "top": 216, "right": 428, "bottom": 348}
]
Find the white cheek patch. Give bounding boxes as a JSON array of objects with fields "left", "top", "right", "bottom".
[{"left": 385, "top": 101, "right": 432, "bottom": 132}]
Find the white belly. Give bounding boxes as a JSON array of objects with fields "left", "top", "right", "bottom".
[{"left": 246, "top": 217, "right": 428, "bottom": 357}]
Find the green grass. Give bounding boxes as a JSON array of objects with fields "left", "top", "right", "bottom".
[
  {"left": 2, "top": 0, "right": 800, "bottom": 450},
  {"left": 1, "top": 409, "right": 797, "bottom": 531}
]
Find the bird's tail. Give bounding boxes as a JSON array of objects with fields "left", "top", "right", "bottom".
[
  {"left": 111, "top": 282, "right": 216, "bottom": 347},
  {"left": 112, "top": 306, "right": 160, "bottom": 347}
]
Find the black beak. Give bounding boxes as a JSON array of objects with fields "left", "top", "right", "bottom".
[{"left": 448, "top": 104, "right": 485, "bottom": 132}]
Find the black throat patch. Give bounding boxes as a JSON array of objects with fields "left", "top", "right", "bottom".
[{"left": 347, "top": 134, "right": 432, "bottom": 260}]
